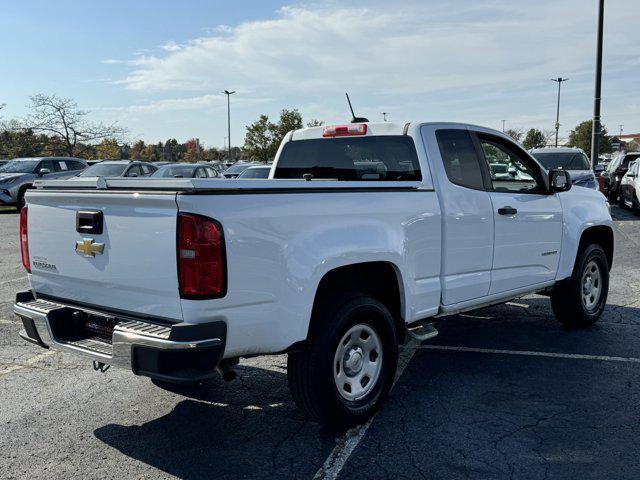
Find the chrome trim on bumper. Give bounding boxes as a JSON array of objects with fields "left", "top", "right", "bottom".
[{"left": 13, "top": 293, "right": 221, "bottom": 370}]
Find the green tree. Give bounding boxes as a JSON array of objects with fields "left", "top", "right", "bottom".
[
  {"left": 568, "top": 120, "right": 612, "bottom": 158},
  {"left": 163, "top": 138, "right": 184, "bottom": 162},
  {"left": 244, "top": 114, "right": 276, "bottom": 162},
  {"left": 273, "top": 109, "right": 303, "bottom": 140},
  {"left": 130, "top": 140, "right": 146, "bottom": 159},
  {"left": 0, "top": 127, "right": 49, "bottom": 158},
  {"left": 94, "top": 138, "right": 121, "bottom": 159},
  {"left": 522, "top": 128, "right": 546, "bottom": 150},
  {"left": 243, "top": 109, "right": 313, "bottom": 162}
]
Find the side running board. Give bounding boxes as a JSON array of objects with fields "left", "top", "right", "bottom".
[{"left": 407, "top": 321, "right": 439, "bottom": 342}]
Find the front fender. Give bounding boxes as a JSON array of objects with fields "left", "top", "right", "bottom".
[{"left": 556, "top": 188, "right": 614, "bottom": 280}]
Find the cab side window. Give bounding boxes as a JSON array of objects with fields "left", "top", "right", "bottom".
[
  {"left": 435, "top": 129, "right": 485, "bottom": 190},
  {"left": 477, "top": 135, "right": 544, "bottom": 194}
]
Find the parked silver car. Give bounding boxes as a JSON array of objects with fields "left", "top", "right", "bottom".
[
  {"left": 0, "top": 157, "right": 87, "bottom": 208},
  {"left": 70, "top": 160, "right": 158, "bottom": 179}
]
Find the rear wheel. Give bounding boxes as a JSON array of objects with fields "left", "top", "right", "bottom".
[
  {"left": 287, "top": 293, "right": 399, "bottom": 428},
  {"left": 551, "top": 244, "right": 609, "bottom": 328}
]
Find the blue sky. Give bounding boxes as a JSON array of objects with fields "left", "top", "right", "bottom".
[{"left": 1, "top": 0, "right": 639, "bottom": 148}]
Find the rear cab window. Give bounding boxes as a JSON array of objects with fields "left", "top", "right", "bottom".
[
  {"left": 273, "top": 136, "right": 422, "bottom": 181},
  {"left": 435, "top": 129, "right": 485, "bottom": 190}
]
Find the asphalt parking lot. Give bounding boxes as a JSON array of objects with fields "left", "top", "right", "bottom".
[{"left": 2, "top": 204, "right": 640, "bottom": 480}]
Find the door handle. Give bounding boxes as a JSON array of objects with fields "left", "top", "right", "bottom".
[{"left": 498, "top": 206, "right": 518, "bottom": 215}]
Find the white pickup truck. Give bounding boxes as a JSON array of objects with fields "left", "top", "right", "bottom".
[{"left": 15, "top": 121, "right": 613, "bottom": 426}]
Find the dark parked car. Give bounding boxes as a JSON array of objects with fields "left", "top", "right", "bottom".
[
  {"left": 602, "top": 151, "right": 640, "bottom": 201},
  {"left": 0, "top": 157, "right": 87, "bottom": 208},
  {"left": 530, "top": 147, "right": 599, "bottom": 191},
  {"left": 71, "top": 160, "right": 157, "bottom": 179},
  {"left": 151, "top": 163, "right": 219, "bottom": 178}
]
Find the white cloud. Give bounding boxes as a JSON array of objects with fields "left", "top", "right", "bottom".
[
  {"left": 160, "top": 41, "right": 183, "bottom": 52},
  {"left": 99, "top": 94, "right": 271, "bottom": 115},
  {"left": 116, "top": 1, "right": 638, "bottom": 95},
  {"left": 104, "top": 0, "right": 640, "bottom": 138},
  {"left": 102, "top": 59, "right": 124, "bottom": 65}
]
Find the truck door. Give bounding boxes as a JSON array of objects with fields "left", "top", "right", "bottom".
[
  {"left": 473, "top": 131, "right": 563, "bottom": 294},
  {"left": 421, "top": 125, "right": 494, "bottom": 305}
]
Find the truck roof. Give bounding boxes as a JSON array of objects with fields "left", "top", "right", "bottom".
[{"left": 289, "top": 121, "right": 506, "bottom": 141}]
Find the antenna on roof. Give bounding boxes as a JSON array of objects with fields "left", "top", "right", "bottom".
[{"left": 345, "top": 93, "right": 369, "bottom": 123}]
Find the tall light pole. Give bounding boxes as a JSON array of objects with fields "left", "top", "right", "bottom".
[
  {"left": 223, "top": 90, "right": 235, "bottom": 160},
  {"left": 590, "top": 0, "right": 605, "bottom": 167},
  {"left": 502, "top": 120, "right": 506, "bottom": 132},
  {"left": 551, "top": 77, "right": 569, "bottom": 147},
  {"left": 381, "top": 112, "right": 389, "bottom": 122}
]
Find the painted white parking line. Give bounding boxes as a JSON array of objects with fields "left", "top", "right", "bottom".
[
  {"left": 420, "top": 345, "right": 640, "bottom": 363},
  {"left": 0, "top": 351, "right": 56, "bottom": 379},
  {"left": 0, "top": 276, "right": 28, "bottom": 287},
  {"left": 313, "top": 340, "right": 418, "bottom": 480}
]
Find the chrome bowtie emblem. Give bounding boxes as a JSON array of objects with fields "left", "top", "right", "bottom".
[{"left": 75, "top": 238, "right": 104, "bottom": 257}]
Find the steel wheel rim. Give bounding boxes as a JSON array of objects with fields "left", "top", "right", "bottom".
[
  {"left": 581, "top": 260, "right": 602, "bottom": 312},
  {"left": 333, "top": 324, "right": 383, "bottom": 401}
]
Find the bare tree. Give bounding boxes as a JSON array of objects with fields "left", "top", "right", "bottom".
[
  {"left": 542, "top": 129, "right": 556, "bottom": 146},
  {"left": 504, "top": 127, "right": 524, "bottom": 143},
  {"left": 22, "top": 94, "right": 127, "bottom": 157}
]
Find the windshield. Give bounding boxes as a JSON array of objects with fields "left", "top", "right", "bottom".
[
  {"left": 152, "top": 165, "right": 197, "bottom": 178},
  {"left": 531, "top": 151, "right": 590, "bottom": 170},
  {"left": 238, "top": 167, "right": 270, "bottom": 178},
  {"left": 225, "top": 163, "right": 253, "bottom": 174},
  {"left": 0, "top": 159, "right": 40, "bottom": 174},
  {"left": 78, "top": 163, "right": 127, "bottom": 177}
]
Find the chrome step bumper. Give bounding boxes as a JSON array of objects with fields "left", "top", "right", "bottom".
[{"left": 14, "top": 291, "right": 226, "bottom": 382}]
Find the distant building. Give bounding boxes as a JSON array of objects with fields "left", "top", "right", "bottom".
[{"left": 611, "top": 133, "right": 640, "bottom": 152}]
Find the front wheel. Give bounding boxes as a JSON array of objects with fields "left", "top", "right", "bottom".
[
  {"left": 287, "top": 294, "right": 399, "bottom": 428},
  {"left": 551, "top": 244, "right": 609, "bottom": 328}
]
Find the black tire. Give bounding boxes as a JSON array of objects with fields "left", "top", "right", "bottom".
[
  {"left": 17, "top": 185, "right": 30, "bottom": 210},
  {"left": 632, "top": 193, "right": 640, "bottom": 215},
  {"left": 551, "top": 244, "right": 609, "bottom": 328},
  {"left": 287, "top": 293, "right": 399, "bottom": 428}
]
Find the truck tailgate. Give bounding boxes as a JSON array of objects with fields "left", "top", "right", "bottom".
[{"left": 26, "top": 191, "right": 183, "bottom": 321}]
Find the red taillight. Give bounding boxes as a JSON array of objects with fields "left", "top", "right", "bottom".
[
  {"left": 322, "top": 124, "right": 367, "bottom": 137},
  {"left": 177, "top": 213, "right": 226, "bottom": 298},
  {"left": 20, "top": 206, "right": 30, "bottom": 273}
]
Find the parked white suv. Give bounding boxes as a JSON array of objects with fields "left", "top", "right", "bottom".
[{"left": 14, "top": 122, "right": 613, "bottom": 426}]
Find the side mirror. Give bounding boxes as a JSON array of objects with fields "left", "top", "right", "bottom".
[
  {"left": 37, "top": 168, "right": 51, "bottom": 177},
  {"left": 549, "top": 169, "right": 571, "bottom": 193},
  {"left": 129, "top": 172, "right": 138, "bottom": 178}
]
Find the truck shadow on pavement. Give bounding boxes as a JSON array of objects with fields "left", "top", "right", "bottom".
[
  {"left": 94, "top": 296, "right": 640, "bottom": 480},
  {"left": 94, "top": 363, "right": 337, "bottom": 480}
]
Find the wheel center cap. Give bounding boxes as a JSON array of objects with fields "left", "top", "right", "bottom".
[
  {"left": 344, "top": 347, "right": 364, "bottom": 376},
  {"left": 583, "top": 276, "right": 593, "bottom": 294}
]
